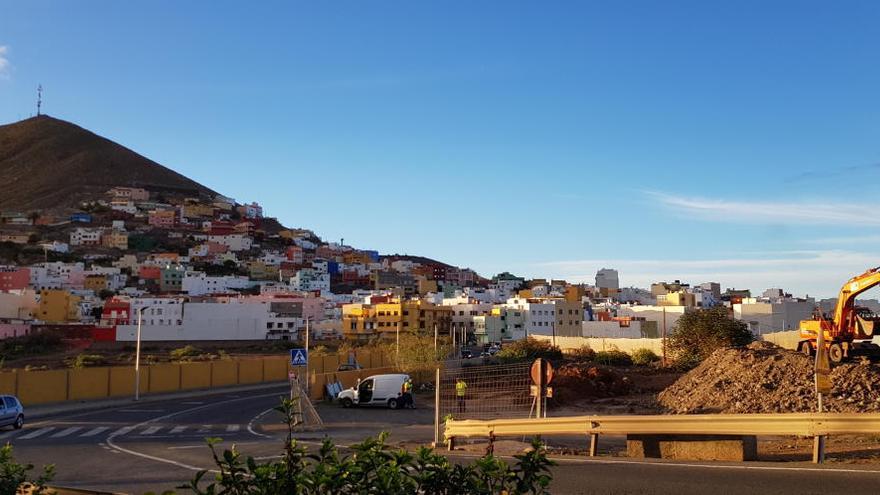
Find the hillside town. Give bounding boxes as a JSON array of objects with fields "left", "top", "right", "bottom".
[{"left": 0, "top": 184, "right": 852, "bottom": 348}]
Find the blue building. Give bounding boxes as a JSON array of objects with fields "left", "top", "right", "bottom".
[{"left": 70, "top": 213, "right": 92, "bottom": 223}]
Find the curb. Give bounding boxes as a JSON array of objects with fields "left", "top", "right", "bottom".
[{"left": 26, "top": 381, "right": 290, "bottom": 420}]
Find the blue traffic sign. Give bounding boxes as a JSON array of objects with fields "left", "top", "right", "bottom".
[{"left": 290, "top": 348, "right": 308, "bottom": 367}]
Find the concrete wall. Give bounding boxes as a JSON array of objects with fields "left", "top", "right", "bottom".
[
  {"left": 760, "top": 330, "right": 801, "bottom": 350},
  {"left": 3, "top": 349, "right": 387, "bottom": 406},
  {"left": 531, "top": 334, "right": 664, "bottom": 355}
]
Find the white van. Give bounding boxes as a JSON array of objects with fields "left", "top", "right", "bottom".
[{"left": 338, "top": 373, "right": 409, "bottom": 409}]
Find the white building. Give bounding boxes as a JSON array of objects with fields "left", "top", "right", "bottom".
[
  {"left": 733, "top": 297, "right": 815, "bottom": 334},
  {"left": 208, "top": 234, "right": 253, "bottom": 252},
  {"left": 70, "top": 228, "right": 102, "bottom": 246},
  {"left": 617, "top": 304, "right": 688, "bottom": 334},
  {"left": 182, "top": 271, "right": 253, "bottom": 296},
  {"left": 116, "top": 298, "right": 301, "bottom": 341},
  {"left": 595, "top": 268, "right": 620, "bottom": 291},
  {"left": 581, "top": 319, "right": 656, "bottom": 338},
  {"left": 291, "top": 268, "right": 330, "bottom": 293}
]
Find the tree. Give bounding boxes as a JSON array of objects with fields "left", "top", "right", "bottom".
[
  {"left": 667, "top": 306, "right": 753, "bottom": 368},
  {"left": 383, "top": 331, "right": 451, "bottom": 374}
]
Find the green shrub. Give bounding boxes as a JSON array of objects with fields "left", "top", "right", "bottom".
[
  {"left": 568, "top": 345, "right": 596, "bottom": 361},
  {"left": 594, "top": 349, "right": 632, "bottom": 366},
  {"left": 668, "top": 306, "right": 754, "bottom": 369},
  {"left": 70, "top": 353, "right": 107, "bottom": 368},
  {"left": 631, "top": 348, "right": 660, "bottom": 366},
  {"left": 496, "top": 337, "right": 563, "bottom": 363},
  {"left": 170, "top": 345, "right": 205, "bottom": 361},
  {"left": 176, "top": 398, "right": 554, "bottom": 494},
  {"left": 0, "top": 444, "right": 54, "bottom": 495},
  {"left": 0, "top": 331, "right": 64, "bottom": 361}
]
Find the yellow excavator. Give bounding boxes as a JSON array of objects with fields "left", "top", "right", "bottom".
[{"left": 798, "top": 266, "right": 880, "bottom": 363}]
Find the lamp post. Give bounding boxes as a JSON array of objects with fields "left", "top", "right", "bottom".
[{"left": 134, "top": 306, "right": 145, "bottom": 401}]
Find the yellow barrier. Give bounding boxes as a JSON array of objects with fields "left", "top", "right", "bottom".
[
  {"left": 10, "top": 351, "right": 390, "bottom": 406},
  {"left": 68, "top": 367, "right": 110, "bottom": 400},
  {"left": 19, "top": 369, "right": 68, "bottom": 404},
  {"left": 210, "top": 360, "right": 237, "bottom": 387},
  {"left": 0, "top": 372, "right": 16, "bottom": 395},
  {"left": 180, "top": 362, "right": 212, "bottom": 390},
  {"left": 237, "top": 359, "right": 264, "bottom": 384}
]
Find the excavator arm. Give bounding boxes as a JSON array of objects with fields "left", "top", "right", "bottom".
[{"left": 832, "top": 266, "right": 880, "bottom": 339}]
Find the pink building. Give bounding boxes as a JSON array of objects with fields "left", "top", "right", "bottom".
[
  {"left": 0, "top": 266, "right": 30, "bottom": 291},
  {"left": 0, "top": 323, "right": 31, "bottom": 339},
  {"left": 149, "top": 210, "right": 177, "bottom": 229}
]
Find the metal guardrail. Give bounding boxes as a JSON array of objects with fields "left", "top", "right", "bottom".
[{"left": 444, "top": 413, "right": 880, "bottom": 462}]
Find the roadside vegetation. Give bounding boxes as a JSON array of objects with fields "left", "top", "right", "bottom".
[
  {"left": 667, "top": 306, "right": 754, "bottom": 369},
  {"left": 0, "top": 444, "right": 54, "bottom": 495},
  {"left": 174, "top": 398, "right": 554, "bottom": 494},
  {"left": 0, "top": 331, "right": 64, "bottom": 363}
]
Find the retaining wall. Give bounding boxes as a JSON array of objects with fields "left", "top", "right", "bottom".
[
  {"left": 5, "top": 349, "right": 390, "bottom": 406},
  {"left": 531, "top": 335, "right": 664, "bottom": 355}
]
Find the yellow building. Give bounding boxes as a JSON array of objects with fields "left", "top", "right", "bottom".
[
  {"left": 342, "top": 299, "right": 452, "bottom": 341},
  {"left": 84, "top": 274, "right": 108, "bottom": 292},
  {"left": 658, "top": 290, "right": 696, "bottom": 307},
  {"left": 101, "top": 230, "right": 129, "bottom": 249},
  {"left": 247, "top": 261, "right": 279, "bottom": 281},
  {"left": 38, "top": 289, "right": 81, "bottom": 323},
  {"left": 182, "top": 202, "right": 216, "bottom": 219}
]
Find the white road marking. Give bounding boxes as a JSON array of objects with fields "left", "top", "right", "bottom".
[
  {"left": 169, "top": 426, "right": 188, "bottom": 434},
  {"left": 82, "top": 427, "right": 110, "bottom": 437},
  {"left": 111, "top": 426, "right": 135, "bottom": 436},
  {"left": 19, "top": 427, "right": 55, "bottom": 439},
  {"left": 226, "top": 424, "right": 240, "bottom": 432},
  {"left": 196, "top": 425, "right": 212, "bottom": 432},
  {"left": 50, "top": 427, "right": 83, "bottom": 438},
  {"left": 247, "top": 408, "right": 275, "bottom": 439},
  {"left": 0, "top": 430, "right": 19, "bottom": 440},
  {"left": 140, "top": 426, "right": 162, "bottom": 435}
]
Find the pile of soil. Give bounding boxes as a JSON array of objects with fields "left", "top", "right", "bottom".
[
  {"left": 552, "top": 362, "right": 633, "bottom": 405},
  {"left": 659, "top": 341, "right": 880, "bottom": 413}
]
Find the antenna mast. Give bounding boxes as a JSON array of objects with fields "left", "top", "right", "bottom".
[{"left": 37, "top": 84, "right": 42, "bottom": 116}]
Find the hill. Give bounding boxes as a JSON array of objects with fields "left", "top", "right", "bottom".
[{"left": 0, "top": 115, "right": 217, "bottom": 211}]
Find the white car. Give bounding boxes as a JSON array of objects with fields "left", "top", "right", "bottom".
[{"left": 338, "top": 373, "right": 410, "bottom": 409}]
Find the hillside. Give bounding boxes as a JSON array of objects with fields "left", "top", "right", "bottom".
[{"left": 0, "top": 115, "right": 217, "bottom": 211}]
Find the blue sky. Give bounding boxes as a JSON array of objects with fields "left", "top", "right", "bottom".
[{"left": 2, "top": 1, "right": 879, "bottom": 298}]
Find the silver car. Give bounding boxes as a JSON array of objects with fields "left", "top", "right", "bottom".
[{"left": 0, "top": 395, "right": 23, "bottom": 430}]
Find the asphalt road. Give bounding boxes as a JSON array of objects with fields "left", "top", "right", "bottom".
[{"left": 8, "top": 386, "right": 880, "bottom": 494}]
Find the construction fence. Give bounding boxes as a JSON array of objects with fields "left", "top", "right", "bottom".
[
  {"left": 438, "top": 361, "right": 533, "bottom": 421},
  {"left": 3, "top": 349, "right": 391, "bottom": 406}
]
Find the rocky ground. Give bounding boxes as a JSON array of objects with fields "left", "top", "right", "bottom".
[{"left": 659, "top": 341, "right": 880, "bottom": 413}]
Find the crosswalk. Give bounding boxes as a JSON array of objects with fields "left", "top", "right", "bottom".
[{"left": 0, "top": 423, "right": 248, "bottom": 442}]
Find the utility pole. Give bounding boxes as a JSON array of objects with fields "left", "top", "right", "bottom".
[
  {"left": 134, "top": 307, "right": 145, "bottom": 401},
  {"left": 37, "top": 84, "right": 42, "bottom": 116}
]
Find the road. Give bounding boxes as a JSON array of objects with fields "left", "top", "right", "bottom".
[{"left": 8, "top": 386, "right": 880, "bottom": 494}]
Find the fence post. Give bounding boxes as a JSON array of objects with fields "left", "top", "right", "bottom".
[
  {"left": 812, "top": 435, "right": 825, "bottom": 463},
  {"left": 589, "top": 433, "right": 599, "bottom": 457}
]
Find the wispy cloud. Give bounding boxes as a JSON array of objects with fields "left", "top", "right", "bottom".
[
  {"left": 533, "top": 250, "right": 880, "bottom": 298},
  {"left": 649, "top": 192, "right": 877, "bottom": 226},
  {"left": 0, "top": 46, "right": 9, "bottom": 79},
  {"left": 785, "top": 163, "right": 880, "bottom": 184}
]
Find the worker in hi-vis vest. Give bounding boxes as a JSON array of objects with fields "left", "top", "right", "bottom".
[{"left": 455, "top": 378, "right": 467, "bottom": 413}]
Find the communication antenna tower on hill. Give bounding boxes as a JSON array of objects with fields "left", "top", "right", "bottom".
[{"left": 37, "top": 84, "right": 42, "bottom": 116}]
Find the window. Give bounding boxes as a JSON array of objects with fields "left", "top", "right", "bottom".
[
  {"left": 3, "top": 397, "right": 16, "bottom": 409},
  {"left": 266, "top": 322, "right": 273, "bottom": 329}
]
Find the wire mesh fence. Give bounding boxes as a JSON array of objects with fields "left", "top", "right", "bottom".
[{"left": 439, "top": 361, "right": 533, "bottom": 421}]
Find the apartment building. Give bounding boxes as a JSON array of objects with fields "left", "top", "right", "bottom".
[{"left": 342, "top": 299, "right": 452, "bottom": 341}]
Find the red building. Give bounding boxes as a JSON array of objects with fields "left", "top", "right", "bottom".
[{"left": 0, "top": 266, "right": 30, "bottom": 291}]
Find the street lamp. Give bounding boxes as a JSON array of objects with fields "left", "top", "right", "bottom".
[{"left": 134, "top": 306, "right": 145, "bottom": 401}]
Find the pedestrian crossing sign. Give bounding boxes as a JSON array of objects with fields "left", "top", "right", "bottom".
[{"left": 290, "top": 348, "right": 308, "bottom": 367}]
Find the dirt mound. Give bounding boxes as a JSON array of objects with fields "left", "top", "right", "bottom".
[
  {"left": 659, "top": 341, "right": 880, "bottom": 413},
  {"left": 552, "top": 362, "right": 633, "bottom": 405}
]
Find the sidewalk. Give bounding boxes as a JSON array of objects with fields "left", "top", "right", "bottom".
[{"left": 26, "top": 381, "right": 290, "bottom": 419}]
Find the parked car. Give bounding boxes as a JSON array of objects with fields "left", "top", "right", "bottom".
[
  {"left": 460, "top": 350, "right": 473, "bottom": 359},
  {"left": 338, "top": 373, "right": 410, "bottom": 409},
  {"left": 337, "top": 363, "right": 363, "bottom": 372},
  {"left": 0, "top": 395, "right": 23, "bottom": 430}
]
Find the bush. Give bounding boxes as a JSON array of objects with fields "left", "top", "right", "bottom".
[
  {"left": 631, "top": 348, "right": 659, "bottom": 366},
  {"left": 496, "top": 337, "right": 563, "bottom": 363},
  {"left": 0, "top": 331, "right": 64, "bottom": 361},
  {"left": 169, "top": 345, "right": 215, "bottom": 362},
  {"left": 176, "top": 399, "right": 554, "bottom": 494},
  {"left": 668, "top": 306, "right": 754, "bottom": 369},
  {"left": 568, "top": 345, "right": 596, "bottom": 361},
  {"left": 70, "top": 353, "right": 106, "bottom": 368},
  {"left": 594, "top": 349, "right": 632, "bottom": 366},
  {"left": 0, "top": 444, "right": 54, "bottom": 495}
]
